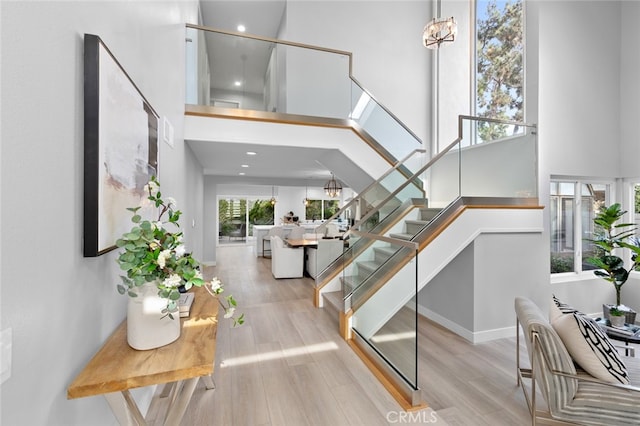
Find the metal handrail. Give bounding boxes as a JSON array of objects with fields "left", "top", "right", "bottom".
[
  {"left": 186, "top": 24, "right": 423, "bottom": 153},
  {"left": 315, "top": 148, "right": 426, "bottom": 234},
  {"left": 186, "top": 23, "right": 354, "bottom": 71},
  {"left": 348, "top": 114, "right": 537, "bottom": 237}
]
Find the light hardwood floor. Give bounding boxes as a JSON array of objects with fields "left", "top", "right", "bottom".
[{"left": 149, "top": 244, "right": 544, "bottom": 425}]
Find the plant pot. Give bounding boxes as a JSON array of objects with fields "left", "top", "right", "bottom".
[
  {"left": 603, "top": 304, "right": 637, "bottom": 325},
  {"left": 610, "top": 315, "right": 626, "bottom": 328},
  {"left": 127, "top": 281, "right": 181, "bottom": 350}
]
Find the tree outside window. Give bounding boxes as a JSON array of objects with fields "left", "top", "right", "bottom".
[
  {"left": 305, "top": 199, "right": 339, "bottom": 221},
  {"left": 476, "top": 0, "right": 524, "bottom": 142}
]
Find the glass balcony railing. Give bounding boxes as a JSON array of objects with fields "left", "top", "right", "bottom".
[{"left": 185, "top": 24, "right": 423, "bottom": 177}]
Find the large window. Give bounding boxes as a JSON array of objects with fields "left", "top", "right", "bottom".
[
  {"left": 219, "top": 197, "right": 274, "bottom": 240},
  {"left": 305, "top": 199, "right": 339, "bottom": 221},
  {"left": 550, "top": 180, "right": 610, "bottom": 274},
  {"left": 475, "top": 0, "right": 524, "bottom": 143}
]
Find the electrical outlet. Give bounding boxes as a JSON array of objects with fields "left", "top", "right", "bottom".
[{"left": 1, "top": 328, "right": 12, "bottom": 384}]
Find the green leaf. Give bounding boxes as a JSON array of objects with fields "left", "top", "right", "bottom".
[{"left": 132, "top": 214, "right": 141, "bottom": 223}]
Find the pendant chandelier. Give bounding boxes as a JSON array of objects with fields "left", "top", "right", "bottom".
[
  {"left": 324, "top": 173, "right": 342, "bottom": 198},
  {"left": 423, "top": 16, "right": 457, "bottom": 49},
  {"left": 303, "top": 185, "right": 310, "bottom": 206},
  {"left": 423, "top": 0, "right": 457, "bottom": 50},
  {"left": 270, "top": 186, "right": 277, "bottom": 205}
]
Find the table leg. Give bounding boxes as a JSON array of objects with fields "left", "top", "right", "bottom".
[
  {"left": 163, "top": 377, "right": 199, "bottom": 426},
  {"left": 159, "top": 382, "right": 175, "bottom": 398},
  {"left": 201, "top": 374, "right": 216, "bottom": 390},
  {"left": 104, "top": 391, "right": 147, "bottom": 426}
]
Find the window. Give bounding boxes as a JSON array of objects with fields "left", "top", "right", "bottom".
[
  {"left": 305, "top": 199, "right": 339, "bottom": 221},
  {"left": 550, "top": 180, "right": 611, "bottom": 274},
  {"left": 219, "top": 197, "right": 274, "bottom": 240},
  {"left": 475, "top": 0, "right": 524, "bottom": 143}
]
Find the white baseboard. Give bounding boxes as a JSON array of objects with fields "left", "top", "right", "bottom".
[{"left": 417, "top": 305, "right": 516, "bottom": 344}]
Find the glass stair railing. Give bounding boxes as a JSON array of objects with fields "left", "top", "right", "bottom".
[
  {"left": 335, "top": 115, "right": 538, "bottom": 403},
  {"left": 184, "top": 24, "right": 424, "bottom": 186},
  {"left": 310, "top": 149, "right": 426, "bottom": 286}
]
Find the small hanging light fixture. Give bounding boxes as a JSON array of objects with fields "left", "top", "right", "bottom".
[
  {"left": 324, "top": 173, "right": 342, "bottom": 198},
  {"left": 303, "top": 185, "right": 310, "bottom": 206},
  {"left": 270, "top": 186, "right": 277, "bottom": 205},
  {"left": 423, "top": 0, "right": 457, "bottom": 49}
]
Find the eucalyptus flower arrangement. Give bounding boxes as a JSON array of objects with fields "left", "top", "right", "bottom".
[{"left": 116, "top": 176, "right": 244, "bottom": 326}]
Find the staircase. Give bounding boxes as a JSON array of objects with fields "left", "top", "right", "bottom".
[
  {"left": 326, "top": 206, "right": 443, "bottom": 315},
  {"left": 184, "top": 24, "right": 541, "bottom": 412}
]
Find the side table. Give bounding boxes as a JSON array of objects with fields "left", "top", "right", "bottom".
[
  {"left": 595, "top": 318, "right": 640, "bottom": 357},
  {"left": 67, "top": 286, "right": 219, "bottom": 425}
]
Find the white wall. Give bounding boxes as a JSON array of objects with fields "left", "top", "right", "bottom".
[
  {"left": 533, "top": 1, "right": 640, "bottom": 311},
  {"left": 620, "top": 1, "right": 640, "bottom": 178},
  {"left": 0, "top": 2, "right": 201, "bottom": 425},
  {"left": 283, "top": 1, "right": 433, "bottom": 146}
]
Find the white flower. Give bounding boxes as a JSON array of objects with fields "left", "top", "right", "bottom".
[
  {"left": 175, "top": 244, "right": 186, "bottom": 258},
  {"left": 210, "top": 278, "right": 223, "bottom": 294},
  {"left": 195, "top": 270, "right": 203, "bottom": 279},
  {"left": 224, "top": 307, "right": 236, "bottom": 319},
  {"left": 157, "top": 249, "right": 171, "bottom": 268},
  {"left": 163, "top": 274, "right": 182, "bottom": 289},
  {"left": 145, "top": 180, "right": 159, "bottom": 194},
  {"left": 165, "top": 197, "right": 177, "bottom": 208}
]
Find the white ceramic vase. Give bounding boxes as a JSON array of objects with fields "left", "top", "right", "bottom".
[{"left": 127, "top": 281, "right": 181, "bottom": 350}]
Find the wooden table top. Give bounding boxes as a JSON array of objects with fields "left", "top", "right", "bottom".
[
  {"left": 285, "top": 238, "right": 319, "bottom": 247},
  {"left": 67, "top": 286, "right": 219, "bottom": 399}
]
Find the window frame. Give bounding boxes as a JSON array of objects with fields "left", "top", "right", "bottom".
[{"left": 550, "top": 177, "right": 615, "bottom": 282}]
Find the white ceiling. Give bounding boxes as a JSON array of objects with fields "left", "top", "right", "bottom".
[{"left": 191, "top": 1, "right": 354, "bottom": 185}]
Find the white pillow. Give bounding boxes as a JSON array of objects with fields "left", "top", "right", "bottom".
[
  {"left": 552, "top": 312, "right": 629, "bottom": 384},
  {"left": 550, "top": 294, "right": 583, "bottom": 323}
]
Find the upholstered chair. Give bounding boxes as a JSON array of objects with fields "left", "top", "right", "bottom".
[
  {"left": 306, "top": 238, "right": 343, "bottom": 280},
  {"left": 270, "top": 236, "right": 304, "bottom": 279}
]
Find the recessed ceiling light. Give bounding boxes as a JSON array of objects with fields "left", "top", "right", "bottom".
[
  {"left": 241, "top": 164, "right": 249, "bottom": 168},
  {"left": 234, "top": 81, "right": 242, "bottom": 87},
  {"left": 239, "top": 172, "right": 246, "bottom": 176},
  {"left": 246, "top": 151, "right": 257, "bottom": 156},
  {"left": 237, "top": 24, "right": 246, "bottom": 32}
]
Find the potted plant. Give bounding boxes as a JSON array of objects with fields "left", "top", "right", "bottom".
[
  {"left": 116, "top": 176, "right": 243, "bottom": 350},
  {"left": 609, "top": 306, "right": 626, "bottom": 328},
  {"left": 586, "top": 203, "right": 640, "bottom": 324}
]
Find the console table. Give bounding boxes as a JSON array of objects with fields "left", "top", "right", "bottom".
[{"left": 67, "top": 286, "right": 219, "bottom": 425}]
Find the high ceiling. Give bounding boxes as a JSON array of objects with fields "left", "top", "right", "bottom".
[{"left": 189, "top": 1, "right": 346, "bottom": 185}]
